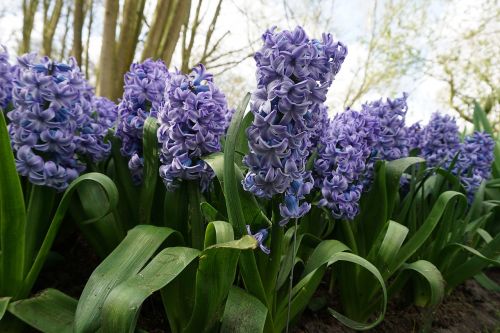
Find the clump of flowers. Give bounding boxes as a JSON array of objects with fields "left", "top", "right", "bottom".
[
  {"left": 409, "top": 113, "right": 494, "bottom": 201},
  {"left": 116, "top": 59, "right": 169, "bottom": 184},
  {"left": 0, "top": 46, "right": 13, "bottom": 109},
  {"left": 314, "top": 109, "right": 379, "bottom": 220},
  {"left": 158, "top": 64, "right": 228, "bottom": 191},
  {"left": 242, "top": 26, "right": 347, "bottom": 225},
  {"left": 362, "top": 93, "right": 409, "bottom": 161},
  {"left": 76, "top": 94, "right": 117, "bottom": 162},
  {"left": 415, "top": 113, "right": 461, "bottom": 169},
  {"left": 7, "top": 54, "right": 104, "bottom": 190},
  {"left": 406, "top": 122, "right": 423, "bottom": 152}
]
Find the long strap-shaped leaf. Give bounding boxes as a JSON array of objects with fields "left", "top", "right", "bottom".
[
  {"left": 222, "top": 92, "right": 251, "bottom": 237},
  {"left": 139, "top": 117, "right": 160, "bottom": 224},
  {"left": 19, "top": 173, "right": 119, "bottom": 299},
  {"left": 299, "top": 240, "right": 388, "bottom": 331},
  {"left": 220, "top": 286, "right": 267, "bottom": 333},
  {"left": 385, "top": 157, "right": 425, "bottom": 217},
  {"left": 101, "top": 247, "right": 200, "bottom": 333},
  {"left": 74, "top": 225, "right": 180, "bottom": 333},
  {"left": 8, "top": 289, "right": 76, "bottom": 333},
  {"left": 0, "top": 111, "right": 26, "bottom": 297},
  {"left": 386, "top": 260, "right": 444, "bottom": 310},
  {"left": 389, "top": 191, "right": 467, "bottom": 274},
  {"left": 183, "top": 236, "right": 257, "bottom": 333}
]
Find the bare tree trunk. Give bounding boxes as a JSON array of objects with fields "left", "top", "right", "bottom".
[
  {"left": 141, "top": 0, "right": 191, "bottom": 67},
  {"left": 72, "top": 0, "right": 85, "bottom": 65},
  {"left": 84, "top": 0, "right": 94, "bottom": 78},
  {"left": 114, "top": 0, "right": 146, "bottom": 98},
  {"left": 162, "top": 0, "right": 191, "bottom": 66},
  {"left": 141, "top": 0, "right": 172, "bottom": 60},
  {"left": 96, "top": 0, "right": 119, "bottom": 98},
  {"left": 181, "top": 0, "right": 202, "bottom": 72},
  {"left": 59, "top": 1, "right": 72, "bottom": 60},
  {"left": 20, "top": 0, "right": 39, "bottom": 53},
  {"left": 42, "top": 0, "right": 64, "bottom": 57}
]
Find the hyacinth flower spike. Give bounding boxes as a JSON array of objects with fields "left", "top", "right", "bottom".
[{"left": 157, "top": 64, "right": 233, "bottom": 248}]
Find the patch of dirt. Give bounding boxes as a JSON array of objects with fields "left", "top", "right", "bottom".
[{"left": 294, "top": 273, "right": 500, "bottom": 333}]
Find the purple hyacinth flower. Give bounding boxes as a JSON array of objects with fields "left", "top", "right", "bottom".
[
  {"left": 314, "top": 108, "right": 379, "bottom": 220},
  {"left": 116, "top": 59, "right": 169, "bottom": 184},
  {"left": 0, "top": 46, "right": 13, "bottom": 109},
  {"left": 246, "top": 225, "right": 270, "bottom": 254},
  {"left": 158, "top": 64, "right": 229, "bottom": 191},
  {"left": 8, "top": 54, "right": 96, "bottom": 190},
  {"left": 243, "top": 26, "right": 347, "bottom": 225}
]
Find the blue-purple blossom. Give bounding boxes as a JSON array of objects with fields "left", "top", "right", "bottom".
[
  {"left": 362, "top": 93, "right": 409, "bottom": 161},
  {"left": 75, "top": 95, "right": 117, "bottom": 162},
  {"left": 0, "top": 46, "right": 13, "bottom": 109},
  {"left": 417, "top": 113, "right": 461, "bottom": 169},
  {"left": 412, "top": 113, "right": 494, "bottom": 201},
  {"left": 314, "top": 109, "right": 379, "bottom": 220},
  {"left": 8, "top": 54, "right": 92, "bottom": 190},
  {"left": 243, "top": 26, "right": 347, "bottom": 225},
  {"left": 158, "top": 64, "right": 228, "bottom": 191},
  {"left": 116, "top": 59, "right": 169, "bottom": 184},
  {"left": 455, "top": 131, "right": 495, "bottom": 201},
  {"left": 407, "top": 122, "right": 423, "bottom": 151},
  {"left": 246, "top": 225, "right": 270, "bottom": 254}
]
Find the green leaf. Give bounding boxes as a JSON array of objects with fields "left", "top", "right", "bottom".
[
  {"left": 183, "top": 236, "right": 257, "bottom": 333},
  {"left": 301, "top": 240, "right": 387, "bottom": 330},
  {"left": 200, "top": 202, "right": 222, "bottom": 222},
  {"left": 204, "top": 221, "right": 235, "bottom": 248},
  {"left": 327, "top": 253, "right": 387, "bottom": 331},
  {"left": 0, "top": 111, "right": 26, "bottom": 297},
  {"left": 203, "top": 152, "right": 269, "bottom": 229},
  {"left": 275, "top": 266, "right": 326, "bottom": 332},
  {"left": 74, "top": 180, "right": 124, "bottom": 258},
  {"left": 139, "top": 117, "right": 160, "bottom": 224},
  {"left": 101, "top": 247, "right": 200, "bottom": 333},
  {"left": 302, "top": 240, "right": 350, "bottom": 276},
  {"left": 390, "top": 191, "right": 467, "bottom": 273},
  {"left": 403, "top": 260, "right": 444, "bottom": 307},
  {"left": 20, "top": 173, "right": 119, "bottom": 299},
  {"left": 372, "top": 220, "right": 409, "bottom": 280},
  {"left": 8, "top": 289, "right": 76, "bottom": 333},
  {"left": 442, "top": 237, "right": 500, "bottom": 290},
  {"left": 220, "top": 286, "right": 267, "bottom": 333},
  {"left": 164, "top": 183, "right": 188, "bottom": 236},
  {"left": 111, "top": 136, "right": 139, "bottom": 228},
  {"left": 74, "top": 225, "right": 180, "bottom": 333},
  {"left": 474, "top": 272, "right": 500, "bottom": 292},
  {"left": 222, "top": 92, "right": 251, "bottom": 237},
  {"left": 235, "top": 112, "right": 254, "bottom": 167},
  {"left": 385, "top": 157, "right": 425, "bottom": 216},
  {"left": 0, "top": 297, "right": 10, "bottom": 320}
]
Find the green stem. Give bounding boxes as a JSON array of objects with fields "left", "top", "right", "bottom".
[
  {"left": 25, "top": 185, "right": 56, "bottom": 270},
  {"left": 264, "top": 201, "right": 283, "bottom": 311},
  {"left": 188, "top": 181, "right": 204, "bottom": 250},
  {"left": 341, "top": 219, "right": 358, "bottom": 254}
]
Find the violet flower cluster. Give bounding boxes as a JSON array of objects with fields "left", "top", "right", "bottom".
[
  {"left": 314, "top": 109, "right": 379, "bottom": 220},
  {"left": 362, "top": 93, "right": 409, "bottom": 161},
  {"left": 7, "top": 54, "right": 104, "bottom": 190},
  {"left": 242, "top": 26, "right": 347, "bottom": 225},
  {"left": 116, "top": 59, "right": 169, "bottom": 184},
  {"left": 0, "top": 46, "right": 13, "bottom": 109},
  {"left": 158, "top": 64, "right": 228, "bottom": 191},
  {"left": 412, "top": 113, "right": 461, "bottom": 169},
  {"left": 76, "top": 94, "right": 117, "bottom": 162},
  {"left": 408, "top": 112, "right": 495, "bottom": 201}
]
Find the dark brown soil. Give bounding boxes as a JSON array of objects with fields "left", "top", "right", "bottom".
[
  {"left": 294, "top": 273, "right": 500, "bottom": 333},
  {"left": 34, "top": 229, "right": 500, "bottom": 332}
]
